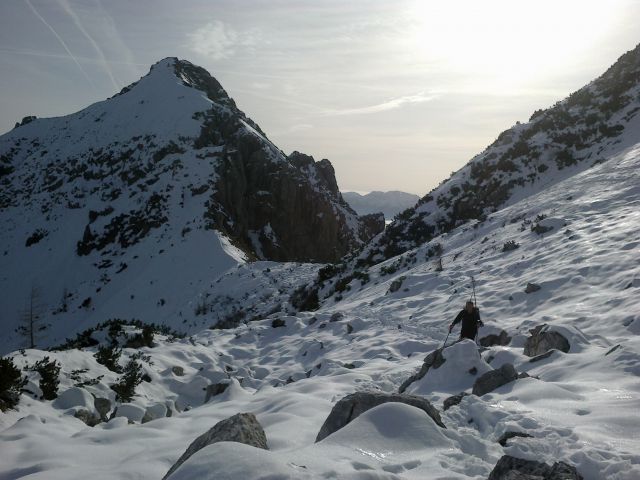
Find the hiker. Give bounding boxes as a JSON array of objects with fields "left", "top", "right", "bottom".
[{"left": 449, "top": 301, "right": 483, "bottom": 340}]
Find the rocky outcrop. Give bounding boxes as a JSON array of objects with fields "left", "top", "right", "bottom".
[
  {"left": 399, "top": 347, "right": 445, "bottom": 393},
  {"left": 524, "top": 325, "right": 570, "bottom": 357},
  {"left": 525, "top": 282, "right": 542, "bottom": 294},
  {"left": 315, "top": 391, "right": 444, "bottom": 442},
  {"left": 488, "top": 455, "right": 583, "bottom": 480},
  {"left": 472, "top": 363, "right": 518, "bottom": 396},
  {"left": 163, "top": 412, "right": 268, "bottom": 480},
  {"left": 204, "top": 382, "right": 230, "bottom": 403},
  {"left": 94, "top": 397, "right": 112, "bottom": 422}
]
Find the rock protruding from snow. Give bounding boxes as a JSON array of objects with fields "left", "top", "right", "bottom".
[
  {"left": 94, "top": 397, "right": 112, "bottom": 421},
  {"left": 479, "top": 330, "right": 511, "bottom": 347},
  {"left": 525, "top": 282, "right": 542, "bottom": 294},
  {"left": 497, "top": 431, "right": 534, "bottom": 446},
  {"left": 524, "top": 325, "right": 570, "bottom": 357},
  {"left": 488, "top": 455, "right": 583, "bottom": 480},
  {"left": 74, "top": 409, "right": 101, "bottom": 427},
  {"left": 442, "top": 392, "right": 470, "bottom": 411},
  {"left": 163, "top": 412, "right": 268, "bottom": 480},
  {"left": 472, "top": 363, "right": 518, "bottom": 396},
  {"left": 204, "top": 382, "right": 230, "bottom": 403},
  {"left": 398, "top": 347, "right": 445, "bottom": 393},
  {"left": 315, "top": 391, "right": 445, "bottom": 442}
]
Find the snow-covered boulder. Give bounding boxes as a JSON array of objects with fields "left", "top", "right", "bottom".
[
  {"left": 315, "top": 391, "right": 444, "bottom": 442},
  {"left": 113, "top": 403, "right": 146, "bottom": 423},
  {"left": 524, "top": 325, "right": 570, "bottom": 357},
  {"left": 142, "top": 403, "right": 167, "bottom": 423},
  {"left": 74, "top": 409, "right": 101, "bottom": 427},
  {"left": 163, "top": 412, "right": 268, "bottom": 480},
  {"left": 53, "top": 387, "right": 94, "bottom": 411},
  {"left": 488, "top": 455, "right": 583, "bottom": 480},
  {"left": 402, "top": 340, "right": 493, "bottom": 396},
  {"left": 472, "top": 363, "right": 518, "bottom": 396}
]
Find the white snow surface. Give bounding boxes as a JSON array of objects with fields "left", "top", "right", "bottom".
[{"left": 1, "top": 141, "right": 639, "bottom": 479}]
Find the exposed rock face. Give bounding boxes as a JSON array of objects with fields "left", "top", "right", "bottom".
[
  {"left": 94, "top": 397, "right": 112, "bottom": 421},
  {"left": 315, "top": 391, "right": 445, "bottom": 442},
  {"left": 472, "top": 363, "right": 518, "bottom": 396},
  {"left": 479, "top": 330, "right": 512, "bottom": 347},
  {"left": 398, "top": 347, "right": 445, "bottom": 393},
  {"left": 74, "top": 409, "right": 101, "bottom": 427},
  {"left": 524, "top": 325, "right": 570, "bottom": 357},
  {"left": 488, "top": 455, "right": 583, "bottom": 480},
  {"left": 163, "top": 412, "right": 268, "bottom": 480}
]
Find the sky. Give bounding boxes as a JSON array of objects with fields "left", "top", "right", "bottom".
[{"left": 0, "top": 0, "right": 638, "bottom": 195}]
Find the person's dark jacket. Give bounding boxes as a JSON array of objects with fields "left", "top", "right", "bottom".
[{"left": 451, "top": 307, "right": 482, "bottom": 340}]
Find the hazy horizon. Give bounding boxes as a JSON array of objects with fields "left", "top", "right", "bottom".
[{"left": 1, "top": 0, "right": 638, "bottom": 195}]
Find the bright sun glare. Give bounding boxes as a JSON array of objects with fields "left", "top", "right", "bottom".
[{"left": 408, "top": 0, "right": 618, "bottom": 91}]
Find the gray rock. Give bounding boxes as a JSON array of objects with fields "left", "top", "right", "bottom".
[
  {"left": 398, "top": 347, "right": 445, "bottom": 393},
  {"left": 443, "top": 392, "right": 469, "bottom": 411},
  {"left": 497, "top": 431, "right": 533, "bottom": 446},
  {"left": 94, "top": 397, "right": 112, "bottom": 421},
  {"left": 163, "top": 412, "right": 268, "bottom": 479},
  {"left": 171, "top": 366, "right": 184, "bottom": 376},
  {"left": 74, "top": 409, "right": 101, "bottom": 427},
  {"left": 529, "top": 349, "right": 557, "bottom": 363},
  {"left": 204, "top": 382, "right": 230, "bottom": 403},
  {"left": 271, "top": 318, "right": 285, "bottom": 328},
  {"left": 315, "top": 391, "right": 445, "bottom": 442},
  {"left": 488, "top": 455, "right": 583, "bottom": 480},
  {"left": 524, "top": 325, "right": 570, "bottom": 357},
  {"left": 525, "top": 282, "right": 541, "bottom": 294},
  {"left": 329, "top": 312, "right": 344, "bottom": 322},
  {"left": 479, "top": 330, "right": 512, "bottom": 347},
  {"left": 388, "top": 276, "right": 405, "bottom": 293},
  {"left": 472, "top": 363, "right": 518, "bottom": 396}
]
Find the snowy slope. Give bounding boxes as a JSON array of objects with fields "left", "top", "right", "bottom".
[
  {"left": 0, "top": 58, "right": 374, "bottom": 354},
  {"left": 361, "top": 43, "right": 640, "bottom": 264},
  {"left": 1, "top": 138, "right": 638, "bottom": 479}
]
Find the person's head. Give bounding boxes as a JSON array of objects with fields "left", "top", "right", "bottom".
[{"left": 465, "top": 301, "right": 474, "bottom": 312}]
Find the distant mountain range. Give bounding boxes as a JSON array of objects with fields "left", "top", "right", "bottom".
[{"left": 342, "top": 191, "right": 420, "bottom": 220}]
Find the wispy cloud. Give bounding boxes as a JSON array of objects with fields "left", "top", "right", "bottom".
[
  {"left": 23, "top": 0, "right": 95, "bottom": 88},
  {"left": 58, "top": 0, "right": 120, "bottom": 89},
  {"left": 187, "top": 21, "right": 255, "bottom": 60},
  {"left": 325, "top": 91, "right": 440, "bottom": 116}
]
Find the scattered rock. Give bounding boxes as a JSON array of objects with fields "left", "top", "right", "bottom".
[
  {"left": 163, "top": 412, "right": 268, "bottom": 479},
  {"left": 271, "top": 318, "right": 286, "bottom": 328},
  {"left": 74, "top": 409, "right": 101, "bottom": 427},
  {"left": 488, "top": 455, "right": 583, "bottom": 480},
  {"left": 204, "top": 382, "right": 230, "bottom": 403},
  {"left": 468, "top": 367, "right": 478, "bottom": 375},
  {"left": 388, "top": 276, "right": 405, "bottom": 293},
  {"left": 94, "top": 397, "right": 112, "bottom": 421},
  {"left": 524, "top": 325, "right": 570, "bottom": 357},
  {"left": 346, "top": 323, "right": 354, "bottom": 334},
  {"left": 525, "top": 282, "right": 541, "bottom": 294},
  {"left": 443, "top": 392, "right": 469, "bottom": 411},
  {"left": 497, "top": 431, "right": 533, "bottom": 446},
  {"left": 315, "top": 391, "right": 445, "bottom": 442},
  {"left": 479, "top": 330, "right": 512, "bottom": 347},
  {"left": 529, "top": 349, "right": 557, "bottom": 363},
  {"left": 329, "top": 312, "right": 344, "bottom": 322},
  {"left": 398, "top": 347, "right": 445, "bottom": 393},
  {"left": 472, "top": 363, "right": 518, "bottom": 396},
  {"left": 171, "top": 366, "right": 184, "bottom": 376}
]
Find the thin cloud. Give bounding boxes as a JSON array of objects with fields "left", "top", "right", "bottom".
[
  {"left": 325, "top": 92, "right": 440, "bottom": 116},
  {"left": 188, "top": 21, "right": 251, "bottom": 60},
  {"left": 58, "top": 0, "right": 120, "bottom": 89},
  {"left": 23, "top": 0, "right": 95, "bottom": 88}
]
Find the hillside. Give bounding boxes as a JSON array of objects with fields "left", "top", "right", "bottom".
[
  {"left": 1, "top": 134, "right": 638, "bottom": 480},
  {"left": 0, "top": 58, "right": 381, "bottom": 353},
  {"left": 359, "top": 43, "right": 640, "bottom": 264},
  {"left": 342, "top": 190, "right": 420, "bottom": 220}
]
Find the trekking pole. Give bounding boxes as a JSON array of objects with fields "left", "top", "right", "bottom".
[{"left": 442, "top": 330, "right": 450, "bottom": 349}]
